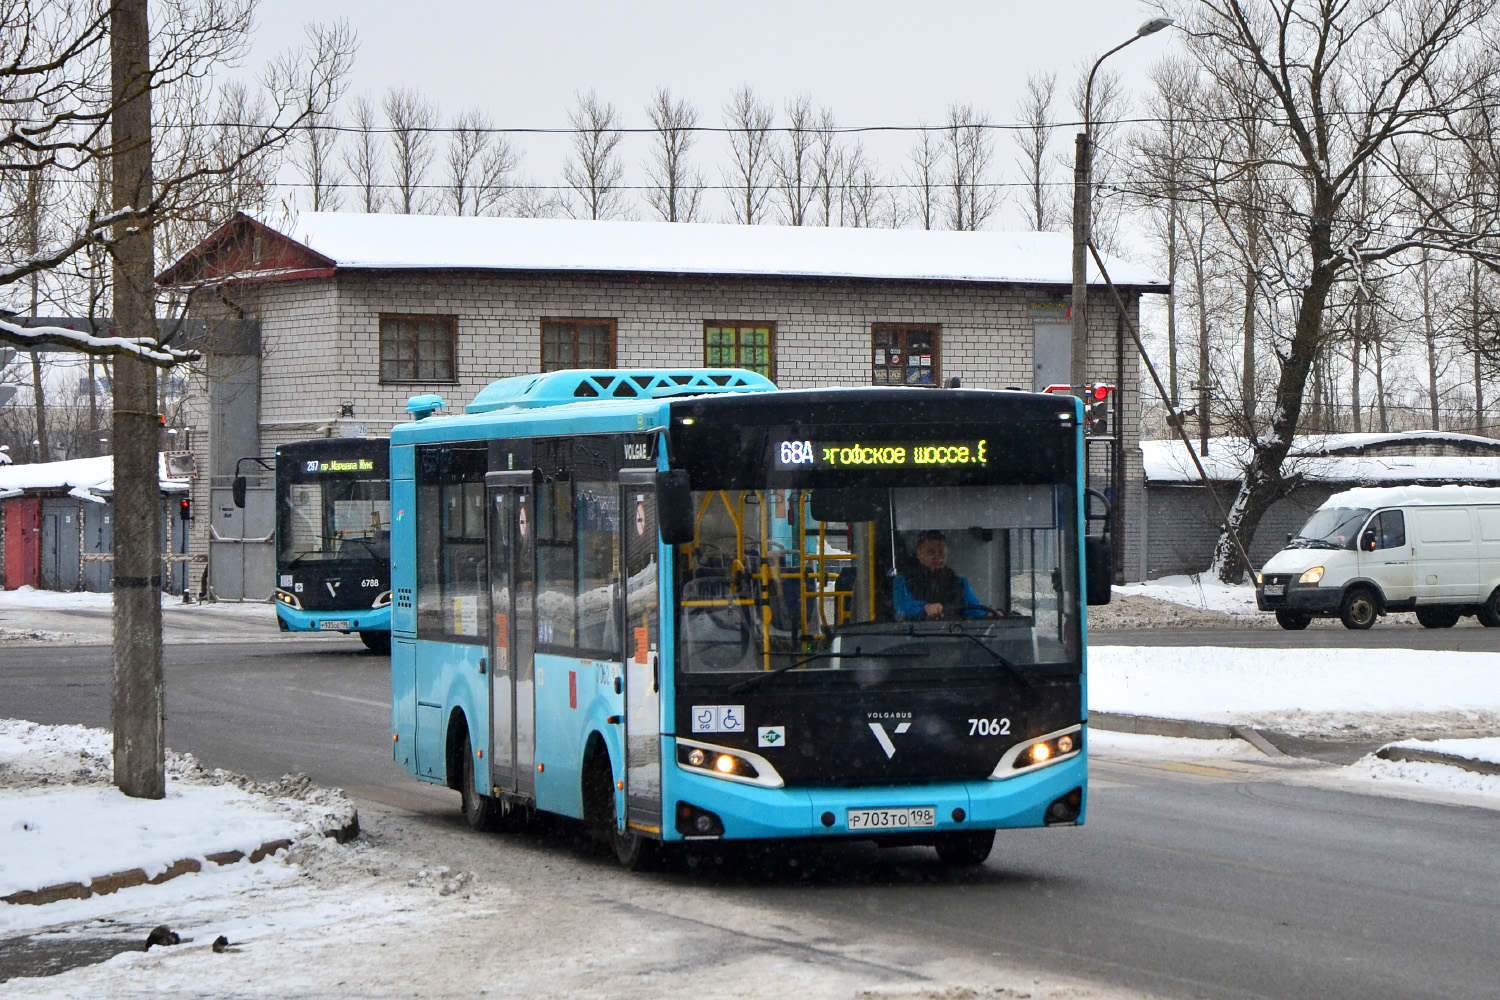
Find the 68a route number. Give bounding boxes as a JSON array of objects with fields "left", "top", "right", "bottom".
[{"left": 968, "top": 717, "right": 1011, "bottom": 736}]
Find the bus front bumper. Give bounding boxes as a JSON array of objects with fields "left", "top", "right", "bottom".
[
  {"left": 275, "top": 603, "right": 391, "bottom": 634},
  {"left": 662, "top": 747, "right": 1086, "bottom": 842}
]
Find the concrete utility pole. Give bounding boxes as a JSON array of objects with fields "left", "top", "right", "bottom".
[
  {"left": 111, "top": 0, "right": 165, "bottom": 799},
  {"left": 1070, "top": 17, "right": 1173, "bottom": 399}
]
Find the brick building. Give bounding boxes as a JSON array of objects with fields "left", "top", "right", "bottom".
[{"left": 157, "top": 212, "right": 1165, "bottom": 598}]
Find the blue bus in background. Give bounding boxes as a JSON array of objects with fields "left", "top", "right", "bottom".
[
  {"left": 389, "top": 369, "right": 1109, "bottom": 868},
  {"left": 272, "top": 438, "right": 393, "bottom": 654}
]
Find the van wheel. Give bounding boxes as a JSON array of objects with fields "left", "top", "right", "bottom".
[
  {"left": 1479, "top": 589, "right": 1500, "bottom": 628},
  {"left": 1415, "top": 606, "right": 1462, "bottom": 629},
  {"left": 458, "top": 730, "right": 501, "bottom": 832},
  {"left": 1339, "top": 587, "right": 1379, "bottom": 630},
  {"left": 1274, "top": 610, "right": 1311, "bottom": 630}
]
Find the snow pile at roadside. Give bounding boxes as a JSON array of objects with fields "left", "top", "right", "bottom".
[
  {"left": 0, "top": 587, "right": 272, "bottom": 617},
  {"left": 1345, "top": 755, "right": 1500, "bottom": 799},
  {"left": 1089, "top": 645, "right": 1500, "bottom": 737},
  {"left": 1382, "top": 736, "right": 1500, "bottom": 764},
  {"left": 1114, "top": 575, "right": 1260, "bottom": 616},
  {"left": 0, "top": 720, "right": 355, "bottom": 899}
]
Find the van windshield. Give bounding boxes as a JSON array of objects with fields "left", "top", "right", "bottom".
[{"left": 1291, "top": 507, "right": 1371, "bottom": 550}]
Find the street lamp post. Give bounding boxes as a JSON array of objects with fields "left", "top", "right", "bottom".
[{"left": 1069, "top": 16, "right": 1174, "bottom": 401}]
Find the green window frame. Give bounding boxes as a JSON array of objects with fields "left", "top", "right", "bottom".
[{"left": 704, "top": 322, "right": 775, "bottom": 379}]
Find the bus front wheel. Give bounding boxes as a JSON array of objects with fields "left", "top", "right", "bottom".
[
  {"left": 458, "top": 730, "right": 501, "bottom": 832},
  {"left": 359, "top": 630, "right": 391, "bottom": 655},
  {"left": 933, "top": 830, "right": 995, "bottom": 867},
  {"left": 583, "top": 745, "right": 663, "bottom": 871}
]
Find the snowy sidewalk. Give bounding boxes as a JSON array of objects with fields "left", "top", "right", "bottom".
[{"left": 0, "top": 588, "right": 284, "bottom": 646}]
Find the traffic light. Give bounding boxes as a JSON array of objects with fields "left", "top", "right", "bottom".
[
  {"left": 1085, "top": 384, "right": 1114, "bottom": 435},
  {"left": 178, "top": 497, "right": 192, "bottom": 521}
]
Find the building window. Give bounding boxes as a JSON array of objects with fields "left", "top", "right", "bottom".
[
  {"left": 872, "top": 324, "right": 940, "bottom": 386},
  {"left": 704, "top": 322, "right": 775, "bottom": 379},
  {"left": 541, "top": 319, "right": 615, "bottom": 371},
  {"left": 380, "top": 315, "right": 457, "bottom": 383}
]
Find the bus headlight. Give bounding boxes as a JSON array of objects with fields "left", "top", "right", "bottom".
[
  {"left": 275, "top": 590, "right": 302, "bottom": 611},
  {"left": 675, "top": 740, "right": 784, "bottom": 788},
  {"left": 990, "top": 725, "right": 1084, "bottom": 779},
  {"left": 372, "top": 591, "right": 392, "bottom": 608},
  {"left": 1298, "top": 566, "right": 1325, "bottom": 584}
]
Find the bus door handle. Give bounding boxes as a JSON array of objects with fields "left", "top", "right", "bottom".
[{"left": 478, "top": 657, "right": 487, "bottom": 675}]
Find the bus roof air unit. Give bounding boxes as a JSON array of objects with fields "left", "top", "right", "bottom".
[{"left": 465, "top": 368, "right": 777, "bottom": 414}]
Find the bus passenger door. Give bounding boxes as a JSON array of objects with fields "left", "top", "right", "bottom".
[
  {"left": 486, "top": 486, "right": 516, "bottom": 792},
  {"left": 620, "top": 473, "right": 662, "bottom": 833},
  {"left": 486, "top": 471, "right": 538, "bottom": 801}
]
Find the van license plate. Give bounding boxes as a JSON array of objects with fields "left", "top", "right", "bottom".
[
  {"left": 846, "top": 806, "right": 936, "bottom": 831},
  {"left": 319, "top": 620, "right": 352, "bottom": 631},
  {"left": 1263, "top": 585, "right": 1284, "bottom": 597}
]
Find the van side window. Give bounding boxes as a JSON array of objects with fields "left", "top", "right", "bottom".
[{"left": 1377, "top": 510, "right": 1405, "bottom": 549}]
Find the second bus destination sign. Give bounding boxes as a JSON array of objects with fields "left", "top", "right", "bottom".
[{"left": 775, "top": 439, "right": 988, "bottom": 469}]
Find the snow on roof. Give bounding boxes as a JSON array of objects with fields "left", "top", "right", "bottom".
[
  {"left": 1323, "top": 484, "right": 1500, "bottom": 508},
  {"left": 1142, "top": 434, "right": 1500, "bottom": 484},
  {"left": 259, "top": 211, "right": 1165, "bottom": 288},
  {"left": 0, "top": 453, "right": 188, "bottom": 501}
]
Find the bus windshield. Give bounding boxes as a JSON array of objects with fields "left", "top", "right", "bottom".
[
  {"left": 279, "top": 477, "right": 391, "bottom": 566},
  {"left": 676, "top": 483, "right": 1078, "bottom": 678}
]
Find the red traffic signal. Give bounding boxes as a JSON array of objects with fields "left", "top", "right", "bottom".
[
  {"left": 1091, "top": 384, "right": 1112, "bottom": 401},
  {"left": 178, "top": 498, "right": 192, "bottom": 520}
]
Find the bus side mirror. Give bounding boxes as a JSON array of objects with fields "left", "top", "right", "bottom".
[
  {"left": 657, "top": 469, "right": 694, "bottom": 545},
  {"left": 232, "top": 475, "right": 247, "bottom": 509},
  {"left": 1085, "top": 534, "right": 1113, "bottom": 606}
]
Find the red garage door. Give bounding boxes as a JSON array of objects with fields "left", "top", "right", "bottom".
[{"left": 4, "top": 498, "right": 41, "bottom": 590}]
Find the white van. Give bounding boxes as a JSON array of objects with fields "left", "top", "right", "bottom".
[{"left": 1256, "top": 485, "right": 1500, "bottom": 630}]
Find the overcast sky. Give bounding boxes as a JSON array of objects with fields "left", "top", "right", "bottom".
[{"left": 243, "top": 0, "right": 1177, "bottom": 229}]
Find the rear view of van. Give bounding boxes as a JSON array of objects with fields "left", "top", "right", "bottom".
[{"left": 1256, "top": 485, "right": 1500, "bottom": 630}]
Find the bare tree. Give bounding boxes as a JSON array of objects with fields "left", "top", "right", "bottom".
[
  {"left": 1014, "top": 72, "right": 1058, "bottom": 231},
  {"left": 904, "top": 124, "right": 939, "bottom": 230},
  {"left": 811, "top": 107, "right": 842, "bottom": 226},
  {"left": 643, "top": 87, "right": 703, "bottom": 222},
  {"left": 384, "top": 86, "right": 438, "bottom": 215},
  {"left": 444, "top": 108, "right": 518, "bottom": 216},
  {"left": 1157, "top": 0, "right": 1500, "bottom": 582},
  {"left": 294, "top": 109, "right": 343, "bottom": 211},
  {"left": 774, "top": 94, "right": 817, "bottom": 225},
  {"left": 722, "top": 85, "right": 774, "bottom": 224},
  {"left": 942, "top": 103, "right": 998, "bottom": 231},
  {"left": 562, "top": 89, "right": 627, "bottom": 220},
  {"left": 341, "top": 93, "right": 384, "bottom": 213}
]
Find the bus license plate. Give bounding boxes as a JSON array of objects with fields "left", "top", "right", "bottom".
[
  {"left": 846, "top": 806, "right": 936, "bottom": 831},
  {"left": 1263, "top": 585, "right": 1284, "bottom": 597},
  {"left": 319, "top": 620, "right": 352, "bottom": 631}
]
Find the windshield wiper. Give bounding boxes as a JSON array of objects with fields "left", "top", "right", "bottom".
[
  {"left": 726, "top": 648, "right": 927, "bottom": 694},
  {"left": 907, "top": 626, "right": 1035, "bottom": 694}
]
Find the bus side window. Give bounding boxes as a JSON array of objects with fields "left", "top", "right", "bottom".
[
  {"left": 536, "top": 481, "right": 577, "bottom": 647},
  {"left": 415, "top": 445, "right": 488, "bottom": 643},
  {"left": 575, "top": 480, "right": 620, "bottom": 654}
]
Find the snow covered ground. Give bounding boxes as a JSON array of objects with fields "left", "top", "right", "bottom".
[
  {"left": 0, "top": 587, "right": 286, "bottom": 646},
  {"left": 1089, "top": 644, "right": 1500, "bottom": 738},
  {"left": 1113, "top": 576, "right": 1260, "bottom": 616}
]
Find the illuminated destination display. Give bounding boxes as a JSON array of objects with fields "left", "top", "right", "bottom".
[
  {"left": 775, "top": 439, "right": 988, "bottom": 469},
  {"left": 304, "top": 458, "right": 377, "bottom": 474}
]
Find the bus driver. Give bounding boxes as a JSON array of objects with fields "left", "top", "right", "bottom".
[{"left": 893, "top": 530, "right": 983, "bottom": 620}]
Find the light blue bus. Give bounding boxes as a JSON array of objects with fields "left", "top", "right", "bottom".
[{"left": 389, "top": 369, "right": 1109, "bottom": 868}]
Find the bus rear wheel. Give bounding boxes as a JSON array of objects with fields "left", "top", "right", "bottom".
[
  {"left": 359, "top": 630, "right": 391, "bottom": 654},
  {"left": 933, "top": 830, "right": 995, "bottom": 867},
  {"left": 458, "top": 731, "right": 501, "bottom": 832}
]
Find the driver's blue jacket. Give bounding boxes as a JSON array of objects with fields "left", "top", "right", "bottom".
[{"left": 892, "top": 575, "right": 983, "bottom": 620}]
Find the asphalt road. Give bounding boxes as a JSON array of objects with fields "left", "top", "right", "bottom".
[{"left": 4, "top": 638, "right": 1498, "bottom": 1000}]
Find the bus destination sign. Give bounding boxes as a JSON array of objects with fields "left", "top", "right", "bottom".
[
  {"left": 775, "top": 439, "right": 988, "bottom": 470},
  {"left": 304, "top": 458, "right": 376, "bottom": 474}
]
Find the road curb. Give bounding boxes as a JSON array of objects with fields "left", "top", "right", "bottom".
[
  {"left": 1089, "top": 713, "right": 1284, "bottom": 757},
  {"left": 1, "top": 813, "right": 359, "bottom": 907},
  {"left": 1375, "top": 746, "right": 1500, "bottom": 777}
]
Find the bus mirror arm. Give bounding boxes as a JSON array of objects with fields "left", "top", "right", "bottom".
[{"left": 657, "top": 469, "right": 695, "bottom": 545}]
